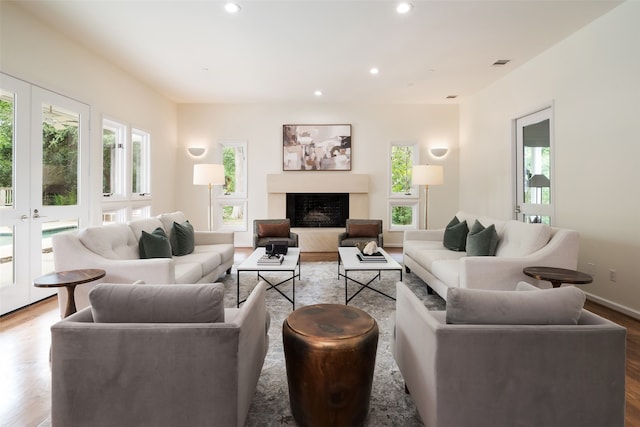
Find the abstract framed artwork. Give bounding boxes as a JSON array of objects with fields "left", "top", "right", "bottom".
[{"left": 283, "top": 124, "right": 352, "bottom": 171}]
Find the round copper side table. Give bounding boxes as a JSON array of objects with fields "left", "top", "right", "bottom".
[
  {"left": 283, "top": 304, "right": 379, "bottom": 427},
  {"left": 33, "top": 268, "right": 106, "bottom": 317},
  {"left": 523, "top": 266, "right": 593, "bottom": 288}
]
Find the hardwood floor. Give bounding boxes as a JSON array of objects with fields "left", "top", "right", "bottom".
[{"left": 1, "top": 247, "right": 638, "bottom": 427}]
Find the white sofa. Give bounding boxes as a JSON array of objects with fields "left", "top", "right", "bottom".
[
  {"left": 52, "top": 211, "right": 234, "bottom": 317},
  {"left": 403, "top": 211, "right": 580, "bottom": 300}
]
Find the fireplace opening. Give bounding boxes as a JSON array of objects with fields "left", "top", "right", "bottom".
[{"left": 286, "top": 193, "right": 349, "bottom": 227}]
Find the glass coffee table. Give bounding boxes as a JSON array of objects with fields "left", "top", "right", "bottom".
[
  {"left": 338, "top": 247, "right": 402, "bottom": 304},
  {"left": 236, "top": 247, "right": 301, "bottom": 308}
]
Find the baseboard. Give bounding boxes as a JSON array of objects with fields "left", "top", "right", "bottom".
[{"left": 584, "top": 291, "right": 640, "bottom": 321}]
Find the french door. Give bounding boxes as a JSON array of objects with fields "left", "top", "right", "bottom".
[
  {"left": 514, "top": 106, "right": 555, "bottom": 225},
  {"left": 0, "top": 73, "right": 90, "bottom": 315}
]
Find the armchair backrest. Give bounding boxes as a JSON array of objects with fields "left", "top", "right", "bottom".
[{"left": 346, "top": 219, "right": 382, "bottom": 236}]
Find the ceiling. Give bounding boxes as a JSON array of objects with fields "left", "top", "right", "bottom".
[{"left": 13, "top": 0, "right": 622, "bottom": 104}]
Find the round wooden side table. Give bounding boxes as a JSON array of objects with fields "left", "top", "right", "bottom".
[
  {"left": 283, "top": 304, "right": 379, "bottom": 427},
  {"left": 523, "top": 266, "right": 593, "bottom": 288},
  {"left": 33, "top": 268, "right": 106, "bottom": 317}
]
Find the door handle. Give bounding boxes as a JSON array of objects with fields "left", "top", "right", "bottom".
[
  {"left": 20, "top": 214, "right": 29, "bottom": 221},
  {"left": 33, "top": 209, "right": 47, "bottom": 219},
  {"left": 514, "top": 205, "right": 521, "bottom": 214}
]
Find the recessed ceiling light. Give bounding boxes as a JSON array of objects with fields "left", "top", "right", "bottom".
[
  {"left": 370, "top": 67, "right": 379, "bottom": 75},
  {"left": 225, "top": 3, "right": 241, "bottom": 13},
  {"left": 492, "top": 59, "right": 511, "bottom": 66},
  {"left": 314, "top": 90, "right": 323, "bottom": 96},
  {"left": 396, "top": 2, "right": 413, "bottom": 14}
]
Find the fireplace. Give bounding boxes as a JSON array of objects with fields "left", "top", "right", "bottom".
[{"left": 286, "top": 193, "right": 349, "bottom": 227}]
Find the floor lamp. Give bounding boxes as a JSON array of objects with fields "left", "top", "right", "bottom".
[
  {"left": 193, "top": 164, "right": 225, "bottom": 231},
  {"left": 412, "top": 165, "right": 444, "bottom": 229}
]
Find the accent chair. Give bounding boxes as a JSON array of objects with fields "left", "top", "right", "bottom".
[
  {"left": 253, "top": 218, "right": 299, "bottom": 249},
  {"left": 338, "top": 218, "right": 383, "bottom": 247},
  {"left": 51, "top": 281, "right": 270, "bottom": 427},
  {"left": 392, "top": 281, "right": 626, "bottom": 427}
]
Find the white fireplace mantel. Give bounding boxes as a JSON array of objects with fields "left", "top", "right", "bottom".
[
  {"left": 266, "top": 173, "right": 368, "bottom": 194},
  {"left": 266, "top": 173, "right": 370, "bottom": 251}
]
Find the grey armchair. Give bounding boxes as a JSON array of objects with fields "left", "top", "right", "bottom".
[
  {"left": 338, "top": 218, "right": 383, "bottom": 247},
  {"left": 51, "top": 282, "right": 270, "bottom": 427},
  {"left": 392, "top": 281, "right": 626, "bottom": 427},
  {"left": 253, "top": 218, "right": 299, "bottom": 249}
]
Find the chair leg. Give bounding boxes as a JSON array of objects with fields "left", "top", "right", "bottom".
[{"left": 405, "top": 266, "right": 411, "bottom": 273}]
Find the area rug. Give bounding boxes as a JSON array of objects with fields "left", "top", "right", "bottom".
[{"left": 225, "top": 261, "right": 445, "bottom": 427}]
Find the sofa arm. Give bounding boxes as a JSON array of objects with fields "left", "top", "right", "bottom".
[
  {"left": 392, "top": 282, "right": 441, "bottom": 427},
  {"left": 194, "top": 230, "right": 235, "bottom": 245},
  {"left": 231, "top": 281, "right": 269, "bottom": 426},
  {"left": 460, "top": 228, "right": 581, "bottom": 291},
  {"left": 403, "top": 228, "right": 445, "bottom": 242}
]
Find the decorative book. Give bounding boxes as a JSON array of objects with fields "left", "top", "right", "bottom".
[
  {"left": 257, "top": 254, "right": 285, "bottom": 265},
  {"left": 356, "top": 252, "right": 387, "bottom": 263}
]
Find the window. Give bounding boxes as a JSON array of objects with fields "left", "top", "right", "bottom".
[
  {"left": 102, "top": 118, "right": 151, "bottom": 223},
  {"left": 102, "top": 119, "right": 126, "bottom": 199},
  {"left": 389, "top": 201, "right": 419, "bottom": 231},
  {"left": 388, "top": 141, "right": 419, "bottom": 230},
  {"left": 216, "top": 140, "right": 247, "bottom": 231},
  {"left": 390, "top": 142, "right": 419, "bottom": 197}
]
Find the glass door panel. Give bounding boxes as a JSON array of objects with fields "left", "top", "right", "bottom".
[
  {"left": 515, "top": 107, "right": 554, "bottom": 225},
  {"left": 0, "top": 74, "right": 89, "bottom": 314}
]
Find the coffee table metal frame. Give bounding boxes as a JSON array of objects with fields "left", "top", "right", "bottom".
[
  {"left": 236, "top": 247, "right": 301, "bottom": 308},
  {"left": 338, "top": 247, "right": 402, "bottom": 304}
]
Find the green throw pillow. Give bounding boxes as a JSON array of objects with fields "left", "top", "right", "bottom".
[
  {"left": 170, "top": 220, "right": 195, "bottom": 256},
  {"left": 443, "top": 216, "right": 468, "bottom": 251},
  {"left": 139, "top": 227, "right": 172, "bottom": 259},
  {"left": 466, "top": 220, "right": 499, "bottom": 256}
]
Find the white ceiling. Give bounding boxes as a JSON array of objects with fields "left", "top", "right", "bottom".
[{"left": 13, "top": 0, "right": 622, "bottom": 104}]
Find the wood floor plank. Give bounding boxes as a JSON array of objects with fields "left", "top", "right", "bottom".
[{"left": 1, "top": 247, "right": 637, "bottom": 426}]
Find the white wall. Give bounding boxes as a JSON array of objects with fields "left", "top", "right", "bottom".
[
  {"left": 459, "top": 1, "right": 640, "bottom": 316},
  {"left": 177, "top": 103, "right": 460, "bottom": 247},
  {"left": 1, "top": 2, "right": 178, "bottom": 222}
]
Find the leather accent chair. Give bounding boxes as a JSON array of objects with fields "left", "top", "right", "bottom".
[
  {"left": 253, "top": 218, "right": 299, "bottom": 249},
  {"left": 338, "top": 219, "right": 383, "bottom": 247}
]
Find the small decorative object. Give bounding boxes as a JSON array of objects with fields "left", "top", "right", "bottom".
[
  {"left": 283, "top": 124, "right": 351, "bottom": 171},
  {"left": 363, "top": 241, "right": 378, "bottom": 255},
  {"left": 355, "top": 241, "right": 367, "bottom": 252}
]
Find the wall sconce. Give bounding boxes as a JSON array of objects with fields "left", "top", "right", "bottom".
[
  {"left": 187, "top": 147, "right": 206, "bottom": 157},
  {"left": 429, "top": 147, "right": 448, "bottom": 158}
]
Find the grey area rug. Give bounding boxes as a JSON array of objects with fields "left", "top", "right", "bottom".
[{"left": 226, "top": 261, "right": 445, "bottom": 427}]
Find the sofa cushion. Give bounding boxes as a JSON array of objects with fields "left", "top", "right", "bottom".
[
  {"left": 128, "top": 218, "right": 164, "bottom": 241},
  {"left": 139, "top": 227, "right": 172, "bottom": 259},
  {"left": 443, "top": 216, "right": 468, "bottom": 251},
  {"left": 495, "top": 221, "right": 551, "bottom": 257},
  {"left": 412, "top": 248, "right": 466, "bottom": 271},
  {"left": 348, "top": 223, "right": 379, "bottom": 238},
  {"left": 158, "top": 211, "right": 188, "bottom": 236},
  {"left": 78, "top": 224, "right": 138, "bottom": 260},
  {"left": 173, "top": 251, "right": 222, "bottom": 277},
  {"left": 171, "top": 221, "right": 195, "bottom": 256},
  {"left": 89, "top": 283, "right": 225, "bottom": 323},
  {"left": 257, "top": 222, "right": 289, "bottom": 238},
  {"left": 466, "top": 220, "right": 498, "bottom": 256},
  {"left": 174, "top": 262, "right": 204, "bottom": 284},
  {"left": 445, "top": 285, "right": 586, "bottom": 325}
]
